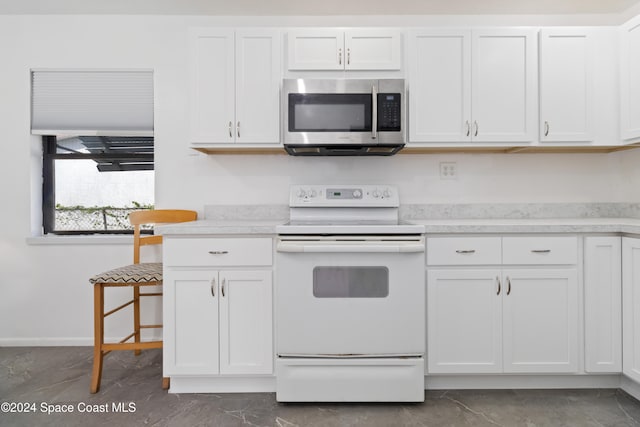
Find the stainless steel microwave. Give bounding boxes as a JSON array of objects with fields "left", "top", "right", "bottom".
[{"left": 282, "top": 79, "right": 405, "bottom": 156}]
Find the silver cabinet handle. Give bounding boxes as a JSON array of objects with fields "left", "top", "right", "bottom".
[
  {"left": 221, "top": 278, "right": 226, "bottom": 297},
  {"left": 531, "top": 249, "right": 551, "bottom": 253},
  {"left": 237, "top": 121, "right": 240, "bottom": 138},
  {"left": 496, "top": 276, "right": 501, "bottom": 295},
  {"left": 211, "top": 278, "right": 216, "bottom": 297},
  {"left": 228, "top": 121, "right": 233, "bottom": 138},
  {"left": 456, "top": 249, "right": 476, "bottom": 254},
  {"left": 544, "top": 121, "right": 549, "bottom": 137},
  {"left": 465, "top": 121, "right": 470, "bottom": 137},
  {"left": 209, "top": 250, "right": 229, "bottom": 255},
  {"left": 347, "top": 48, "right": 351, "bottom": 65},
  {"left": 507, "top": 277, "right": 512, "bottom": 295},
  {"left": 371, "top": 85, "right": 378, "bottom": 140},
  {"left": 474, "top": 121, "right": 479, "bottom": 137},
  {"left": 338, "top": 48, "right": 342, "bottom": 65}
]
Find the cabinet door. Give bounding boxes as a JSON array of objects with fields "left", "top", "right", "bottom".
[
  {"left": 623, "top": 238, "right": 640, "bottom": 382},
  {"left": 219, "top": 270, "right": 273, "bottom": 375},
  {"left": 427, "top": 269, "right": 502, "bottom": 374},
  {"left": 235, "top": 30, "right": 281, "bottom": 144},
  {"left": 163, "top": 270, "right": 219, "bottom": 376},
  {"left": 471, "top": 30, "right": 537, "bottom": 143},
  {"left": 189, "top": 29, "right": 235, "bottom": 143},
  {"left": 539, "top": 29, "right": 594, "bottom": 142},
  {"left": 584, "top": 236, "right": 622, "bottom": 373},
  {"left": 409, "top": 30, "right": 471, "bottom": 143},
  {"left": 344, "top": 29, "right": 401, "bottom": 70},
  {"left": 502, "top": 269, "right": 578, "bottom": 373},
  {"left": 287, "top": 29, "right": 344, "bottom": 70},
  {"left": 620, "top": 16, "right": 640, "bottom": 140}
]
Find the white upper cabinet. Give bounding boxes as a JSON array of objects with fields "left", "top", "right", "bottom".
[
  {"left": 190, "top": 29, "right": 235, "bottom": 144},
  {"left": 287, "top": 29, "right": 344, "bottom": 70},
  {"left": 471, "top": 30, "right": 537, "bottom": 143},
  {"left": 539, "top": 29, "right": 594, "bottom": 142},
  {"left": 409, "top": 29, "right": 537, "bottom": 144},
  {"left": 287, "top": 29, "right": 401, "bottom": 70},
  {"left": 409, "top": 30, "right": 471, "bottom": 142},
  {"left": 189, "top": 28, "right": 281, "bottom": 145},
  {"left": 621, "top": 15, "right": 640, "bottom": 141},
  {"left": 344, "top": 29, "right": 402, "bottom": 70}
]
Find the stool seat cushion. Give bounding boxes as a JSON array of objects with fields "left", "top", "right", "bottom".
[{"left": 90, "top": 262, "right": 163, "bottom": 285}]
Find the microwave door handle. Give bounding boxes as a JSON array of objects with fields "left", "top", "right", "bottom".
[{"left": 371, "top": 85, "right": 377, "bottom": 140}]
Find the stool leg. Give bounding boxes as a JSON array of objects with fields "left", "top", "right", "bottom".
[
  {"left": 133, "top": 286, "right": 141, "bottom": 356},
  {"left": 90, "top": 283, "right": 104, "bottom": 393}
]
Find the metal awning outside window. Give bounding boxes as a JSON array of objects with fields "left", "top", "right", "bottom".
[{"left": 56, "top": 136, "right": 154, "bottom": 172}]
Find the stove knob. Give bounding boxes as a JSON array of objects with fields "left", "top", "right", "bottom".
[
  {"left": 297, "top": 188, "right": 307, "bottom": 199},
  {"left": 309, "top": 189, "right": 317, "bottom": 198},
  {"left": 352, "top": 189, "right": 362, "bottom": 198},
  {"left": 372, "top": 189, "right": 380, "bottom": 198},
  {"left": 383, "top": 189, "right": 391, "bottom": 198}
]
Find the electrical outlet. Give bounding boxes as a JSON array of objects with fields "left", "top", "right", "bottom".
[{"left": 439, "top": 162, "right": 458, "bottom": 180}]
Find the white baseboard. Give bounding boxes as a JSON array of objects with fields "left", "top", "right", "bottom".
[
  {"left": 0, "top": 337, "right": 93, "bottom": 346},
  {"left": 169, "top": 376, "right": 276, "bottom": 393},
  {"left": 621, "top": 375, "right": 640, "bottom": 400},
  {"left": 425, "top": 374, "right": 622, "bottom": 390},
  {"left": 0, "top": 336, "right": 161, "bottom": 347}
]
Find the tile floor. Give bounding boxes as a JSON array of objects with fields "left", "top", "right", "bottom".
[{"left": 2, "top": 347, "right": 640, "bottom": 426}]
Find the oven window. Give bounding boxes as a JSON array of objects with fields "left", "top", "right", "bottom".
[
  {"left": 289, "top": 94, "right": 372, "bottom": 132},
  {"left": 312, "top": 266, "right": 389, "bottom": 298}
]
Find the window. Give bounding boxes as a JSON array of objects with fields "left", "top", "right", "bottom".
[{"left": 42, "top": 135, "right": 154, "bottom": 234}]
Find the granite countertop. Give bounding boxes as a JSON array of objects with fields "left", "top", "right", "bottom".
[
  {"left": 412, "top": 217, "right": 640, "bottom": 234},
  {"left": 157, "top": 219, "right": 285, "bottom": 235},
  {"left": 157, "top": 217, "right": 640, "bottom": 236}
]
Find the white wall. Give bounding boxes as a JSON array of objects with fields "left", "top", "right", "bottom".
[{"left": 1, "top": 13, "right": 639, "bottom": 344}]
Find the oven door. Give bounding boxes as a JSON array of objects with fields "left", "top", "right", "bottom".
[{"left": 275, "top": 236, "right": 425, "bottom": 357}]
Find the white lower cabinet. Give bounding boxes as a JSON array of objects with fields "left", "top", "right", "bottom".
[
  {"left": 427, "top": 269, "right": 502, "bottom": 373},
  {"left": 164, "top": 269, "right": 273, "bottom": 376},
  {"left": 428, "top": 268, "right": 578, "bottom": 374},
  {"left": 584, "top": 236, "right": 622, "bottom": 373},
  {"left": 502, "top": 269, "right": 578, "bottom": 373},
  {"left": 623, "top": 237, "right": 640, "bottom": 382},
  {"left": 427, "top": 235, "right": 579, "bottom": 375}
]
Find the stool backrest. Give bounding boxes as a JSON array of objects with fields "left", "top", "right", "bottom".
[{"left": 129, "top": 210, "right": 198, "bottom": 264}]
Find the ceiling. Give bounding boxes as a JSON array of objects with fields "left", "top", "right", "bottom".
[{"left": 0, "top": 0, "right": 639, "bottom": 16}]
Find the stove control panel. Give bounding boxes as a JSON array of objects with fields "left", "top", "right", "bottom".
[{"left": 290, "top": 185, "right": 399, "bottom": 207}]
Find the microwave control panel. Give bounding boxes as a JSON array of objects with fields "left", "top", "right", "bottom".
[{"left": 377, "top": 93, "right": 402, "bottom": 132}]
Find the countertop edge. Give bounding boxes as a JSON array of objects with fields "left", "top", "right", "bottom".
[{"left": 156, "top": 218, "right": 640, "bottom": 236}]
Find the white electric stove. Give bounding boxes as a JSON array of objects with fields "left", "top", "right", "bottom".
[{"left": 275, "top": 185, "right": 426, "bottom": 402}]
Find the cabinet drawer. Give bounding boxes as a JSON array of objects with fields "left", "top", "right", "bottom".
[
  {"left": 164, "top": 238, "right": 272, "bottom": 267},
  {"left": 502, "top": 236, "right": 577, "bottom": 265},
  {"left": 427, "top": 237, "right": 501, "bottom": 265}
]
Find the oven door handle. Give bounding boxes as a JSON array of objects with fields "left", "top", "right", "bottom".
[{"left": 276, "top": 241, "right": 425, "bottom": 253}]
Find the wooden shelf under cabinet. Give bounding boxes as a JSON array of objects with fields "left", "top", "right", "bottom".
[{"left": 191, "top": 143, "right": 640, "bottom": 155}]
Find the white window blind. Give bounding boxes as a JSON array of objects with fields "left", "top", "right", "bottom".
[{"left": 31, "top": 69, "right": 154, "bottom": 136}]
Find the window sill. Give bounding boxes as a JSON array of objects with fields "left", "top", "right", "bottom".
[{"left": 26, "top": 235, "right": 133, "bottom": 246}]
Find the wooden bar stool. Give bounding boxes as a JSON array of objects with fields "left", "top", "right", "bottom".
[{"left": 89, "top": 209, "right": 197, "bottom": 393}]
